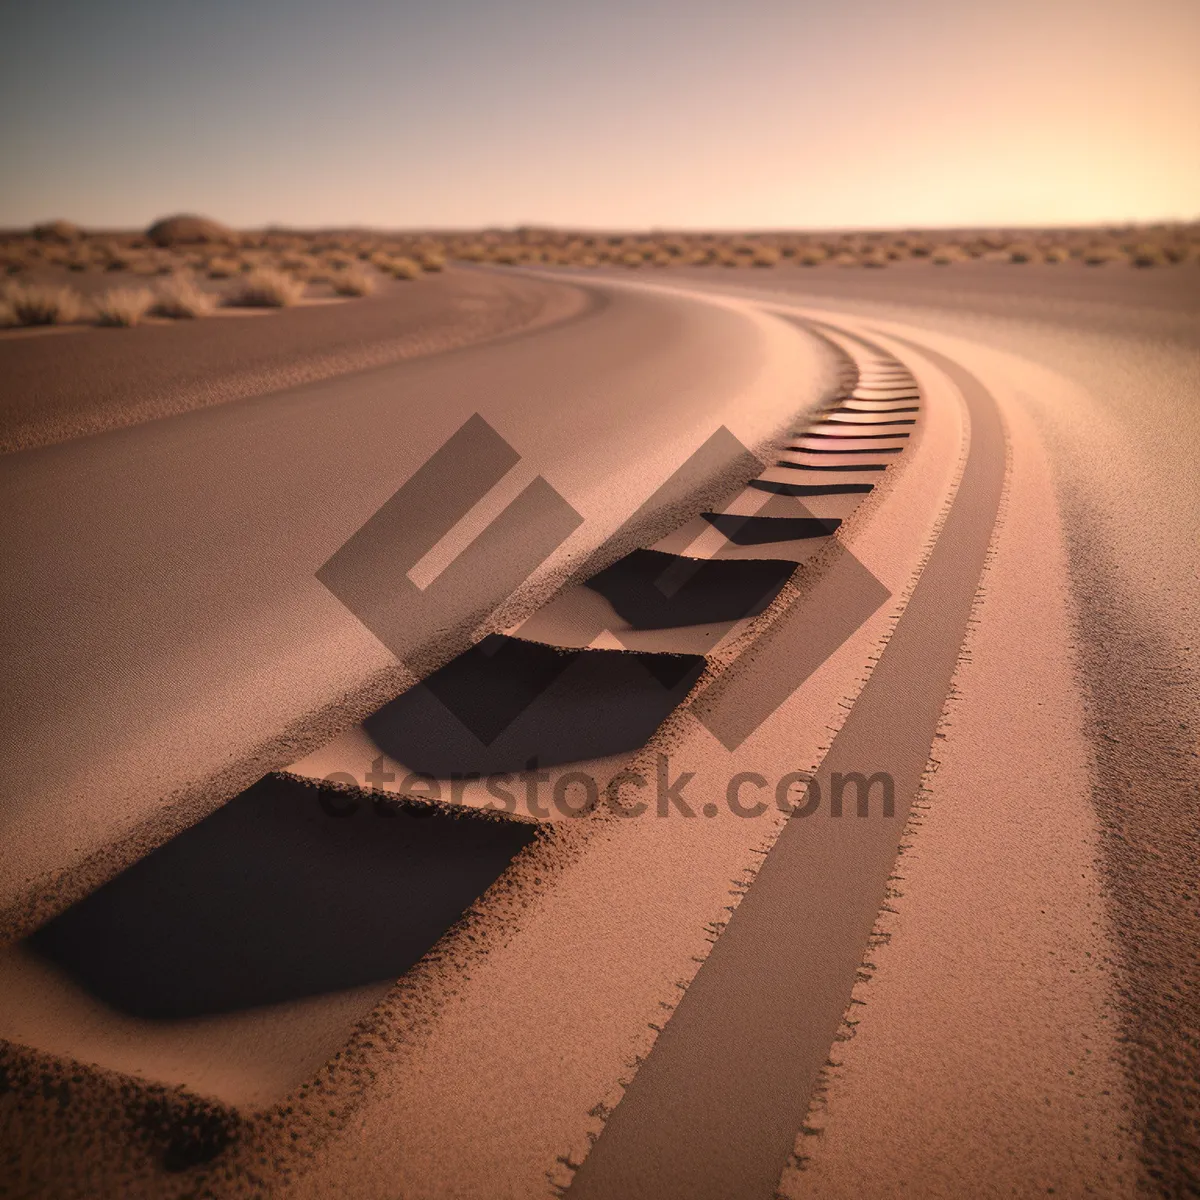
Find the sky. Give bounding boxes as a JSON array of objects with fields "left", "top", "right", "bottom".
[{"left": 2, "top": 0, "right": 1198, "bottom": 231}]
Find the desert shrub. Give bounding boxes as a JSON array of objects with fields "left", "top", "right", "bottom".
[
  {"left": 1009, "top": 246, "right": 1037, "bottom": 263},
  {"left": 226, "top": 267, "right": 305, "bottom": 307},
  {"left": 279, "top": 253, "right": 317, "bottom": 273},
  {"left": 206, "top": 257, "right": 243, "bottom": 279},
  {"left": 1083, "top": 246, "right": 1121, "bottom": 266},
  {"left": 152, "top": 273, "right": 218, "bottom": 318},
  {"left": 32, "top": 219, "right": 84, "bottom": 244},
  {"left": 390, "top": 257, "right": 421, "bottom": 280},
  {"left": 1130, "top": 245, "right": 1166, "bottom": 267},
  {"left": 130, "top": 256, "right": 166, "bottom": 276},
  {"left": 331, "top": 266, "right": 377, "bottom": 296},
  {"left": 1, "top": 248, "right": 30, "bottom": 275},
  {"left": 420, "top": 254, "right": 446, "bottom": 272},
  {"left": 93, "top": 287, "right": 154, "bottom": 326},
  {"left": 751, "top": 247, "right": 781, "bottom": 267},
  {"left": 146, "top": 214, "right": 233, "bottom": 247},
  {"left": 303, "top": 262, "right": 332, "bottom": 284},
  {"left": 3, "top": 282, "right": 83, "bottom": 325},
  {"left": 1043, "top": 247, "right": 1070, "bottom": 264},
  {"left": 795, "top": 250, "right": 825, "bottom": 266}
]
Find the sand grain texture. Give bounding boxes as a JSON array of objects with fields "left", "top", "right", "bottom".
[{"left": 777, "top": 333, "right": 1138, "bottom": 1199}]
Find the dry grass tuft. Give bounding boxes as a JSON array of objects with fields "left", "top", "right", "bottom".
[
  {"left": 389, "top": 257, "right": 422, "bottom": 280},
  {"left": 226, "top": 267, "right": 306, "bottom": 307},
  {"left": 1131, "top": 244, "right": 1167, "bottom": 268},
  {"left": 331, "top": 266, "right": 377, "bottom": 296},
  {"left": 2, "top": 282, "right": 83, "bottom": 325},
  {"left": 205, "top": 257, "right": 243, "bottom": 279},
  {"left": 1082, "top": 246, "right": 1122, "bottom": 266},
  {"left": 152, "top": 273, "right": 218, "bottom": 318},
  {"left": 931, "top": 246, "right": 964, "bottom": 265},
  {"left": 130, "top": 255, "right": 168, "bottom": 277},
  {"left": 93, "top": 287, "right": 155, "bottom": 327},
  {"left": 279, "top": 252, "right": 318, "bottom": 274}
]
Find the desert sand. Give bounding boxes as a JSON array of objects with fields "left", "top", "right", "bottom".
[
  {"left": 1, "top": 242, "right": 1196, "bottom": 1198},
  {"left": 0, "top": 267, "right": 588, "bottom": 453}
]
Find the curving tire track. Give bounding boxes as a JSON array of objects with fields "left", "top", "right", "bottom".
[
  {"left": 565, "top": 333, "right": 1005, "bottom": 1200},
  {"left": 0, "top": 302, "right": 1007, "bottom": 1200}
]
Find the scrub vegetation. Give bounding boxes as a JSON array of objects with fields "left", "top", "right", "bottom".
[{"left": 2, "top": 214, "right": 1194, "bottom": 333}]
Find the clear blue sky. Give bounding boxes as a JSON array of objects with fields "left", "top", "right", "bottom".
[{"left": 3, "top": 0, "right": 1197, "bottom": 230}]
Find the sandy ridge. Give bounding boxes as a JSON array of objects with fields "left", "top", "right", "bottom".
[
  {"left": 775, "top": 321, "right": 1137, "bottom": 1199},
  {"left": 0, "top": 269, "right": 591, "bottom": 454}
]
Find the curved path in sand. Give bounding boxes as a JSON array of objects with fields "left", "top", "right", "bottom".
[
  {"left": 560, "top": 264, "right": 1199, "bottom": 1200},
  {"left": 1, "top": 264, "right": 1195, "bottom": 1199},
  {"left": 0, "top": 279, "right": 834, "bottom": 935}
]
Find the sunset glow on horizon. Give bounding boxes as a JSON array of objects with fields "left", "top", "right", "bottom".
[{"left": 3, "top": 0, "right": 1197, "bottom": 231}]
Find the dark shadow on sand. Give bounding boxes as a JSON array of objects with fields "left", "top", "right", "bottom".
[
  {"left": 701, "top": 513, "right": 842, "bottom": 545},
  {"left": 750, "top": 480, "right": 875, "bottom": 497},
  {"left": 364, "top": 634, "right": 706, "bottom": 775},
  {"left": 584, "top": 548, "right": 794, "bottom": 629},
  {"left": 28, "top": 773, "right": 536, "bottom": 1019}
]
